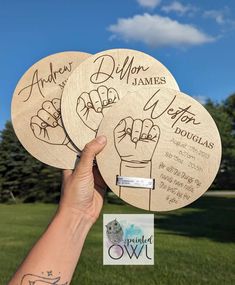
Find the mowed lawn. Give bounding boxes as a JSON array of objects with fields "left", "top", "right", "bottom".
[{"left": 0, "top": 196, "right": 235, "bottom": 285}]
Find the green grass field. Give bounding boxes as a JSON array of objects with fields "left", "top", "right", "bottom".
[{"left": 0, "top": 196, "right": 234, "bottom": 285}]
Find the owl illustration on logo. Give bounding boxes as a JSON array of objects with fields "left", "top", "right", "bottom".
[{"left": 106, "top": 219, "right": 123, "bottom": 244}]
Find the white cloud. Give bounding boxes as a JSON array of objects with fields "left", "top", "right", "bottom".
[
  {"left": 161, "top": 1, "right": 197, "bottom": 15},
  {"left": 203, "top": 8, "right": 235, "bottom": 27},
  {"left": 137, "top": 0, "right": 161, "bottom": 9},
  {"left": 108, "top": 13, "right": 216, "bottom": 48},
  {"left": 204, "top": 10, "right": 226, "bottom": 24}
]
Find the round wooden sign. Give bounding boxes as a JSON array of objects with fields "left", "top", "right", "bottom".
[
  {"left": 96, "top": 87, "right": 222, "bottom": 211},
  {"left": 61, "top": 48, "right": 179, "bottom": 151},
  {"left": 11, "top": 51, "right": 91, "bottom": 169}
]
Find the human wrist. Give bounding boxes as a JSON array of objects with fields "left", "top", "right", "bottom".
[
  {"left": 120, "top": 160, "right": 151, "bottom": 178},
  {"left": 56, "top": 205, "right": 94, "bottom": 233}
]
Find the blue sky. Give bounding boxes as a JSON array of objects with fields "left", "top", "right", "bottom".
[{"left": 0, "top": 0, "right": 235, "bottom": 130}]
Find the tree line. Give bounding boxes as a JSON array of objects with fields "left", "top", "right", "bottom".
[{"left": 0, "top": 94, "right": 234, "bottom": 203}]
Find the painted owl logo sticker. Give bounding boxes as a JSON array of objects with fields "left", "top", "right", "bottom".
[{"left": 103, "top": 214, "right": 154, "bottom": 265}]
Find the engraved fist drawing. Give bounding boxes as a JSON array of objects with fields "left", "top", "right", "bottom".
[
  {"left": 30, "top": 98, "right": 76, "bottom": 152},
  {"left": 114, "top": 117, "right": 160, "bottom": 163},
  {"left": 76, "top": 85, "right": 119, "bottom": 132}
]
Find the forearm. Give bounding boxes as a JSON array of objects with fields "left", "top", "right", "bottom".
[
  {"left": 8, "top": 207, "right": 93, "bottom": 285},
  {"left": 119, "top": 160, "right": 153, "bottom": 210}
]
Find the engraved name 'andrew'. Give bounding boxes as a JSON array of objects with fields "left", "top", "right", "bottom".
[
  {"left": 18, "top": 62, "right": 73, "bottom": 102},
  {"left": 143, "top": 89, "right": 201, "bottom": 128},
  {"left": 90, "top": 54, "right": 150, "bottom": 85}
]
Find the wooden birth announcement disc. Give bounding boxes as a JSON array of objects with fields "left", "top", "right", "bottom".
[
  {"left": 11, "top": 51, "right": 91, "bottom": 169},
  {"left": 96, "top": 87, "right": 222, "bottom": 211},
  {"left": 61, "top": 48, "right": 179, "bottom": 151}
]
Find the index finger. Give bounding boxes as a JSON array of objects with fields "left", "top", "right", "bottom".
[
  {"left": 52, "top": 98, "right": 61, "bottom": 112},
  {"left": 107, "top": 88, "right": 119, "bottom": 103}
]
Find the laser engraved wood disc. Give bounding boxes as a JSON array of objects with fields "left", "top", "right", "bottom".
[
  {"left": 96, "top": 87, "right": 222, "bottom": 211},
  {"left": 61, "top": 49, "right": 179, "bottom": 151},
  {"left": 11, "top": 51, "right": 91, "bottom": 169}
]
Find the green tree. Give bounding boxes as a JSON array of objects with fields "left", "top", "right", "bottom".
[
  {"left": 205, "top": 94, "right": 235, "bottom": 189},
  {"left": 0, "top": 121, "right": 61, "bottom": 203}
]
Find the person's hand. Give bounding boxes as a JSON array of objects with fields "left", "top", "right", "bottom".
[
  {"left": 76, "top": 86, "right": 119, "bottom": 132},
  {"left": 30, "top": 98, "right": 77, "bottom": 152},
  {"left": 114, "top": 117, "right": 160, "bottom": 163},
  {"left": 59, "top": 136, "right": 107, "bottom": 225}
]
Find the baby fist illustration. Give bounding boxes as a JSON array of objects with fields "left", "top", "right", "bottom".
[
  {"left": 76, "top": 85, "right": 119, "bottom": 132},
  {"left": 114, "top": 117, "right": 160, "bottom": 163},
  {"left": 30, "top": 98, "right": 76, "bottom": 152}
]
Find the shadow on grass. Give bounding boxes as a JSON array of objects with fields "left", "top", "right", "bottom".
[{"left": 155, "top": 196, "right": 235, "bottom": 243}]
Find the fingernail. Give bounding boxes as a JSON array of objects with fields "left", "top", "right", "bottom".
[
  {"left": 54, "top": 112, "right": 59, "bottom": 118},
  {"left": 31, "top": 124, "right": 34, "bottom": 131},
  {"left": 118, "top": 120, "right": 124, "bottom": 126},
  {"left": 97, "top": 107, "right": 102, "bottom": 113},
  {"left": 96, "top": 135, "right": 107, "bottom": 145},
  {"left": 142, "top": 134, "right": 147, "bottom": 139},
  {"left": 41, "top": 123, "right": 47, "bottom": 127},
  {"left": 103, "top": 100, "right": 108, "bottom": 106},
  {"left": 53, "top": 122, "right": 58, "bottom": 127},
  {"left": 126, "top": 128, "right": 131, "bottom": 134},
  {"left": 108, "top": 99, "right": 112, "bottom": 103},
  {"left": 148, "top": 134, "right": 152, "bottom": 139},
  {"left": 133, "top": 137, "right": 138, "bottom": 143}
]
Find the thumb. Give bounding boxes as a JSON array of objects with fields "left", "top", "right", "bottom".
[
  {"left": 76, "top": 97, "right": 86, "bottom": 114},
  {"left": 31, "top": 123, "right": 42, "bottom": 139},
  {"left": 74, "top": 135, "right": 107, "bottom": 175},
  {"left": 114, "top": 119, "right": 126, "bottom": 133},
  {"left": 114, "top": 119, "right": 126, "bottom": 142}
]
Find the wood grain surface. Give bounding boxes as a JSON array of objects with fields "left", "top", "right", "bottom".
[
  {"left": 61, "top": 48, "right": 179, "bottom": 151},
  {"left": 96, "top": 87, "right": 222, "bottom": 211},
  {"left": 11, "top": 51, "right": 91, "bottom": 169}
]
